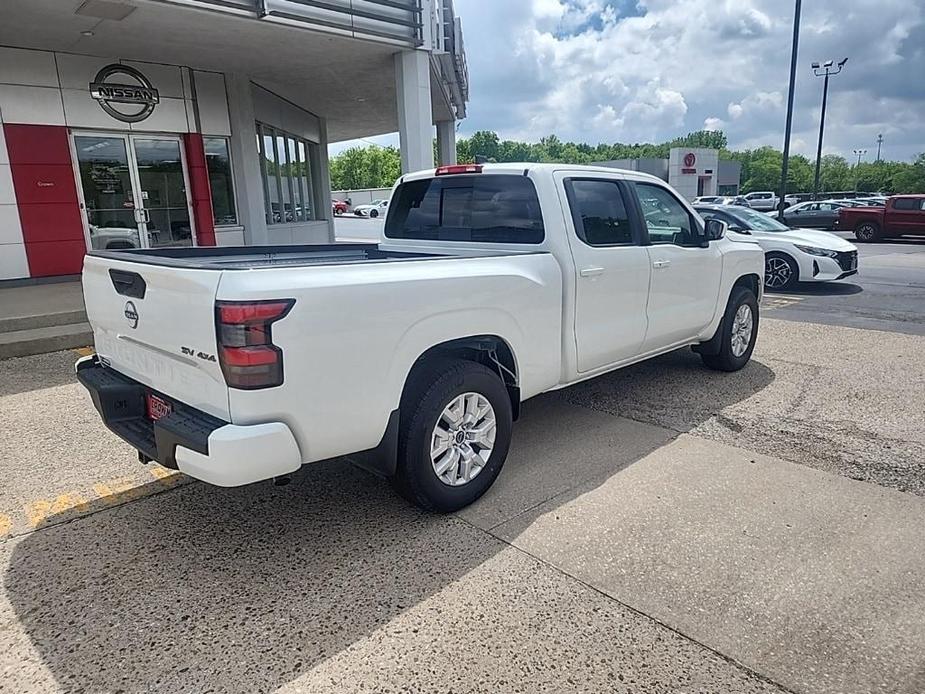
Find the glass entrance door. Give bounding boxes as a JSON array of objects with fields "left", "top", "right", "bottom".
[
  {"left": 131, "top": 138, "right": 193, "bottom": 248},
  {"left": 73, "top": 133, "right": 195, "bottom": 251},
  {"left": 73, "top": 135, "right": 143, "bottom": 251}
]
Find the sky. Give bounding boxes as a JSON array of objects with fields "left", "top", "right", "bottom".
[{"left": 329, "top": 0, "right": 925, "bottom": 163}]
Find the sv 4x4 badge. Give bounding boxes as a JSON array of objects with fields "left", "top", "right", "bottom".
[{"left": 181, "top": 346, "right": 216, "bottom": 362}]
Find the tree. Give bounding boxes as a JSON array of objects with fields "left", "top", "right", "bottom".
[
  {"left": 891, "top": 154, "right": 925, "bottom": 194},
  {"left": 818, "top": 155, "right": 851, "bottom": 192}
]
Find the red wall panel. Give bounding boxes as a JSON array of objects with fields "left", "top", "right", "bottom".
[
  {"left": 9, "top": 164, "right": 79, "bottom": 205},
  {"left": 4, "top": 124, "right": 72, "bottom": 165},
  {"left": 16, "top": 204, "right": 85, "bottom": 243},
  {"left": 183, "top": 133, "right": 216, "bottom": 246},
  {"left": 4, "top": 124, "right": 86, "bottom": 277},
  {"left": 25, "top": 240, "right": 86, "bottom": 277}
]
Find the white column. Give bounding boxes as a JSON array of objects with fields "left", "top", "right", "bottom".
[
  {"left": 310, "top": 118, "right": 335, "bottom": 242},
  {"left": 395, "top": 50, "right": 434, "bottom": 173},
  {"left": 436, "top": 120, "right": 457, "bottom": 165},
  {"left": 225, "top": 73, "right": 268, "bottom": 245}
]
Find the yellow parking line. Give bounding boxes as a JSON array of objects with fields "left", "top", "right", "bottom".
[
  {"left": 1, "top": 466, "right": 188, "bottom": 539},
  {"left": 25, "top": 493, "right": 89, "bottom": 528}
]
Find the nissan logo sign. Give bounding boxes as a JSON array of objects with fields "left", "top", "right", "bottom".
[
  {"left": 124, "top": 301, "right": 139, "bottom": 329},
  {"left": 90, "top": 64, "right": 160, "bottom": 123}
]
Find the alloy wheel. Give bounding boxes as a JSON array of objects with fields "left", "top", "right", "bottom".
[
  {"left": 764, "top": 256, "right": 792, "bottom": 289},
  {"left": 731, "top": 304, "right": 754, "bottom": 357},
  {"left": 430, "top": 392, "right": 496, "bottom": 487}
]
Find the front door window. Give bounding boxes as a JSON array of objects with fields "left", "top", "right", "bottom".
[{"left": 73, "top": 133, "right": 194, "bottom": 251}]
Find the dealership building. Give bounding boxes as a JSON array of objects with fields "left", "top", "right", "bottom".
[
  {"left": 0, "top": 0, "right": 468, "bottom": 281},
  {"left": 595, "top": 148, "right": 742, "bottom": 200}
]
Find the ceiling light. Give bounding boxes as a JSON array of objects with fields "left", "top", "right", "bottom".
[{"left": 75, "top": 0, "right": 137, "bottom": 21}]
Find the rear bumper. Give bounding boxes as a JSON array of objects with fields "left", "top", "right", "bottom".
[{"left": 75, "top": 356, "right": 302, "bottom": 486}]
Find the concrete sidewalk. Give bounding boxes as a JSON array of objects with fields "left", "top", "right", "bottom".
[{"left": 492, "top": 434, "right": 925, "bottom": 694}]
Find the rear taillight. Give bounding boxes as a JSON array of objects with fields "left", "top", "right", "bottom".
[
  {"left": 215, "top": 299, "right": 294, "bottom": 389},
  {"left": 435, "top": 164, "right": 482, "bottom": 176}
]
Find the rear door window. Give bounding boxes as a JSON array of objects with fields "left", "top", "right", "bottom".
[
  {"left": 565, "top": 179, "right": 636, "bottom": 246},
  {"left": 385, "top": 174, "right": 544, "bottom": 243},
  {"left": 893, "top": 198, "right": 917, "bottom": 210}
]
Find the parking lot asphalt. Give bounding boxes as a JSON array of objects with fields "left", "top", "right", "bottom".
[{"left": 2, "top": 308, "right": 924, "bottom": 692}]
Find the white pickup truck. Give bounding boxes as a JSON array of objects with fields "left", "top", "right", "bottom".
[{"left": 77, "top": 163, "right": 763, "bottom": 511}]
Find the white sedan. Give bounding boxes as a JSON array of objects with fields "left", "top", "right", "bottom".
[
  {"left": 352, "top": 199, "right": 389, "bottom": 218},
  {"left": 695, "top": 204, "right": 858, "bottom": 290}
]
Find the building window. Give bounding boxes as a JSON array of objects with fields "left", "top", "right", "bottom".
[
  {"left": 203, "top": 137, "right": 238, "bottom": 226},
  {"left": 256, "top": 123, "right": 315, "bottom": 224}
]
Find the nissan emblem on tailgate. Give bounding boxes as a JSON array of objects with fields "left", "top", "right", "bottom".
[{"left": 124, "top": 301, "right": 139, "bottom": 329}]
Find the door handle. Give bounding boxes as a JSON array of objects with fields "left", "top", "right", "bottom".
[
  {"left": 579, "top": 266, "right": 605, "bottom": 278},
  {"left": 652, "top": 260, "right": 671, "bottom": 269}
]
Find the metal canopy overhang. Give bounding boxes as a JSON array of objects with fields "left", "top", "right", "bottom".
[{"left": 0, "top": 0, "right": 456, "bottom": 141}]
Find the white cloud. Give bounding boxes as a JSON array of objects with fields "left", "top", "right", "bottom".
[{"left": 452, "top": 0, "right": 925, "bottom": 160}]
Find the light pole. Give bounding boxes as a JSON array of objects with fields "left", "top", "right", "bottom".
[
  {"left": 876, "top": 133, "right": 883, "bottom": 162},
  {"left": 853, "top": 148, "right": 868, "bottom": 192},
  {"left": 811, "top": 58, "right": 848, "bottom": 199},
  {"left": 778, "top": 0, "right": 802, "bottom": 215}
]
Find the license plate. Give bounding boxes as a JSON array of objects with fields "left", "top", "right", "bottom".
[{"left": 145, "top": 393, "right": 172, "bottom": 421}]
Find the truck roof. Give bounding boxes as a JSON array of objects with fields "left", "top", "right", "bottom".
[{"left": 401, "top": 162, "right": 667, "bottom": 186}]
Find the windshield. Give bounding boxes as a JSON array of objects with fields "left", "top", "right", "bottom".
[{"left": 729, "top": 207, "right": 790, "bottom": 231}]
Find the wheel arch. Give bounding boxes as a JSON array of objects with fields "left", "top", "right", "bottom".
[
  {"left": 403, "top": 335, "right": 521, "bottom": 421},
  {"left": 695, "top": 274, "right": 762, "bottom": 356},
  {"left": 733, "top": 272, "right": 761, "bottom": 298}
]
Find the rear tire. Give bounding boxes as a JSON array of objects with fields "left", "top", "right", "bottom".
[
  {"left": 701, "top": 286, "right": 759, "bottom": 372},
  {"left": 392, "top": 359, "right": 513, "bottom": 512},
  {"left": 854, "top": 221, "right": 880, "bottom": 242},
  {"left": 369, "top": 209, "right": 379, "bottom": 218}
]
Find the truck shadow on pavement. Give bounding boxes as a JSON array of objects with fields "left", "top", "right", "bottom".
[{"left": 5, "top": 349, "right": 775, "bottom": 693}]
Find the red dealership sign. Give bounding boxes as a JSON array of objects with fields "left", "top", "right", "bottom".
[{"left": 683, "top": 152, "right": 696, "bottom": 167}]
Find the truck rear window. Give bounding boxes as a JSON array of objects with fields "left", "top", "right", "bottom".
[{"left": 385, "top": 175, "right": 545, "bottom": 244}]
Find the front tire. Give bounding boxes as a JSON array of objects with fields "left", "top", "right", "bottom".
[
  {"left": 764, "top": 253, "right": 798, "bottom": 291},
  {"left": 854, "top": 222, "right": 880, "bottom": 242},
  {"left": 369, "top": 209, "right": 379, "bottom": 218},
  {"left": 701, "top": 286, "right": 759, "bottom": 372},
  {"left": 393, "top": 359, "right": 513, "bottom": 512}
]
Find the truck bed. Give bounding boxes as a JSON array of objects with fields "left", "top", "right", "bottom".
[{"left": 90, "top": 243, "right": 534, "bottom": 270}]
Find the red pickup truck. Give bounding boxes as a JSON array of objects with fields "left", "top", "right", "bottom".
[{"left": 838, "top": 195, "right": 925, "bottom": 241}]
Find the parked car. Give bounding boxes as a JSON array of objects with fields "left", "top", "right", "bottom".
[
  {"left": 693, "top": 195, "right": 725, "bottom": 204},
  {"left": 332, "top": 199, "right": 349, "bottom": 215},
  {"left": 838, "top": 195, "right": 925, "bottom": 241},
  {"left": 695, "top": 203, "right": 858, "bottom": 290},
  {"left": 775, "top": 200, "right": 849, "bottom": 230},
  {"left": 77, "top": 163, "right": 763, "bottom": 512},
  {"left": 743, "top": 191, "right": 798, "bottom": 211},
  {"left": 353, "top": 199, "right": 389, "bottom": 218}
]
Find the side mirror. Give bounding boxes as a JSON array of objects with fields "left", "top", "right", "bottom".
[{"left": 703, "top": 218, "right": 727, "bottom": 243}]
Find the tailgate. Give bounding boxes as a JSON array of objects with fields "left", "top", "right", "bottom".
[{"left": 82, "top": 255, "right": 230, "bottom": 419}]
